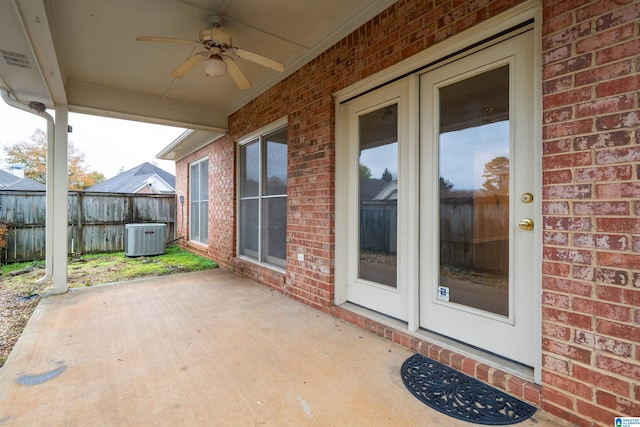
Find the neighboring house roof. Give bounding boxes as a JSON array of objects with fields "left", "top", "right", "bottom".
[
  {"left": 0, "top": 169, "right": 46, "bottom": 191},
  {"left": 85, "top": 162, "right": 175, "bottom": 194}
]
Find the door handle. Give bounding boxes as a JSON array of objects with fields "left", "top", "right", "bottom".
[{"left": 518, "top": 218, "right": 534, "bottom": 230}]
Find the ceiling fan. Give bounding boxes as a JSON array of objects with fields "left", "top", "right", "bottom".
[{"left": 136, "top": 15, "right": 284, "bottom": 90}]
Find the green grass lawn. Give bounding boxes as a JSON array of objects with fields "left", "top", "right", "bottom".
[{"left": 2, "top": 245, "right": 218, "bottom": 293}]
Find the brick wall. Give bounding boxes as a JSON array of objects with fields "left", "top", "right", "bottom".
[
  {"left": 174, "top": 0, "right": 640, "bottom": 423},
  {"left": 541, "top": 1, "right": 640, "bottom": 425}
]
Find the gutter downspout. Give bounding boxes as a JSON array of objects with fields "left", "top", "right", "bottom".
[{"left": 1, "top": 88, "right": 54, "bottom": 284}]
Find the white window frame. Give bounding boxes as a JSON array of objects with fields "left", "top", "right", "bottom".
[
  {"left": 237, "top": 117, "right": 288, "bottom": 270},
  {"left": 189, "top": 157, "right": 209, "bottom": 245}
]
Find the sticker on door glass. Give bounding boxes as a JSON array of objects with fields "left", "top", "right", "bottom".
[{"left": 438, "top": 286, "right": 450, "bottom": 302}]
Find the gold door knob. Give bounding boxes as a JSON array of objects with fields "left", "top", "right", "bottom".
[{"left": 519, "top": 218, "right": 534, "bottom": 230}]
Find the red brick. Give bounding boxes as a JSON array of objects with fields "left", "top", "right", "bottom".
[
  {"left": 476, "top": 363, "right": 491, "bottom": 382},
  {"left": 541, "top": 386, "right": 575, "bottom": 410},
  {"left": 597, "top": 284, "right": 640, "bottom": 305},
  {"left": 597, "top": 182, "right": 640, "bottom": 198},
  {"left": 575, "top": 165, "right": 633, "bottom": 182},
  {"left": 576, "top": 399, "right": 621, "bottom": 426},
  {"left": 544, "top": 138, "right": 572, "bottom": 155},
  {"left": 543, "top": 76, "right": 574, "bottom": 95},
  {"left": 543, "top": 247, "right": 593, "bottom": 264},
  {"left": 595, "top": 2, "right": 640, "bottom": 31},
  {"left": 543, "top": 215, "right": 592, "bottom": 233},
  {"left": 543, "top": 54, "right": 592, "bottom": 80},
  {"left": 543, "top": 106, "right": 573, "bottom": 124},
  {"left": 542, "top": 370, "right": 593, "bottom": 399},
  {"left": 542, "top": 10, "right": 573, "bottom": 35},
  {"left": 506, "top": 375, "right": 526, "bottom": 398},
  {"left": 576, "top": 0, "right": 634, "bottom": 23},
  {"left": 543, "top": 151, "right": 592, "bottom": 170},
  {"left": 576, "top": 93, "right": 635, "bottom": 117},
  {"left": 543, "top": 118, "right": 593, "bottom": 139},
  {"left": 596, "top": 39, "right": 640, "bottom": 65},
  {"left": 597, "top": 319, "right": 640, "bottom": 342},
  {"left": 596, "top": 146, "right": 640, "bottom": 164},
  {"left": 543, "top": 291, "right": 570, "bottom": 308},
  {"left": 542, "top": 276, "right": 593, "bottom": 296},
  {"left": 543, "top": 201, "right": 570, "bottom": 215},
  {"left": 574, "top": 201, "right": 629, "bottom": 216},
  {"left": 572, "top": 265, "right": 595, "bottom": 281},
  {"left": 542, "top": 322, "right": 571, "bottom": 341},
  {"left": 544, "top": 231, "right": 569, "bottom": 246},
  {"left": 542, "top": 354, "right": 571, "bottom": 374},
  {"left": 574, "top": 130, "right": 631, "bottom": 150},
  {"left": 573, "top": 297, "right": 631, "bottom": 322},
  {"left": 576, "top": 23, "right": 635, "bottom": 54},
  {"left": 543, "top": 310, "right": 591, "bottom": 333},
  {"left": 540, "top": 401, "right": 590, "bottom": 427},
  {"left": 543, "top": 184, "right": 592, "bottom": 200},
  {"left": 543, "top": 87, "right": 592, "bottom": 109},
  {"left": 596, "top": 390, "right": 640, "bottom": 416},
  {"left": 574, "top": 330, "right": 632, "bottom": 358},
  {"left": 543, "top": 21, "right": 591, "bottom": 51},
  {"left": 543, "top": 338, "right": 592, "bottom": 363},
  {"left": 594, "top": 269, "right": 630, "bottom": 286},
  {"left": 523, "top": 382, "right": 541, "bottom": 406},
  {"left": 597, "top": 218, "right": 640, "bottom": 234},
  {"left": 543, "top": 261, "right": 571, "bottom": 277},
  {"left": 596, "top": 111, "right": 640, "bottom": 131},
  {"left": 596, "top": 74, "right": 640, "bottom": 98},
  {"left": 543, "top": 169, "right": 573, "bottom": 185}
]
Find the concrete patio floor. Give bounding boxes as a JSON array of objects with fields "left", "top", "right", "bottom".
[{"left": 0, "top": 269, "right": 567, "bottom": 426}]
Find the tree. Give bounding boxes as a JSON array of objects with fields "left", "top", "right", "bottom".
[
  {"left": 359, "top": 163, "right": 372, "bottom": 179},
  {"left": 439, "top": 176, "right": 454, "bottom": 192},
  {"left": 481, "top": 156, "right": 509, "bottom": 194},
  {"left": 3, "top": 128, "right": 106, "bottom": 191},
  {"left": 381, "top": 168, "right": 393, "bottom": 182}
]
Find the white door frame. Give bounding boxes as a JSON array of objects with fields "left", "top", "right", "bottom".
[{"left": 335, "top": 0, "right": 542, "bottom": 382}]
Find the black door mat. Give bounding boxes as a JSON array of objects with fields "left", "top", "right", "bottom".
[{"left": 401, "top": 353, "right": 536, "bottom": 425}]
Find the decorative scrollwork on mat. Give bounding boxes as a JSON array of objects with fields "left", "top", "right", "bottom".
[{"left": 401, "top": 353, "right": 536, "bottom": 425}]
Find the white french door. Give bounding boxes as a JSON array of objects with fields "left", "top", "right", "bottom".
[
  {"left": 343, "top": 79, "right": 413, "bottom": 321},
  {"left": 339, "top": 28, "right": 538, "bottom": 367},
  {"left": 419, "top": 30, "right": 537, "bottom": 366}
]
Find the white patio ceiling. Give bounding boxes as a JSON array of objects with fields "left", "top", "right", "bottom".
[{"left": 1, "top": 0, "right": 396, "bottom": 140}]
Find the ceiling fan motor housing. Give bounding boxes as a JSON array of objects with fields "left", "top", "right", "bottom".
[{"left": 199, "top": 28, "right": 232, "bottom": 49}]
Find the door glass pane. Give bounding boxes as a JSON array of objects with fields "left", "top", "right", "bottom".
[
  {"left": 438, "top": 65, "right": 509, "bottom": 316},
  {"left": 265, "top": 129, "right": 288, "bottom": 196},
  {"left": 358, "top": 104, "right": 398, "bottom": 287}
]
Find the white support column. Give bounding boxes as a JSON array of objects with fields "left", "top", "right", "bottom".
[{"left": 50, "top": 106, "right": 69, "bottom": 294}]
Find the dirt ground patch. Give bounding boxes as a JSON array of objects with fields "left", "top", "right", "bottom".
[{"left": 0, "top": 247, "right": 217, "bottom": 367}]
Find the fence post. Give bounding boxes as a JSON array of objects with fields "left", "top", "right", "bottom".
[{"left": 76, "top": 191, "right": 84, "bottom": 255}]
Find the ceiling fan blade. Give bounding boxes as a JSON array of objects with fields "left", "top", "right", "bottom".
[
  {"left": 222, "top": 57, "right": 251, "bottom": 90},
  {"left": 170, "top": 54, "right": 205, "bottom": 78},
  {"left": 136, "top": 36, "right": 198, "bottom": 46},
  {"left": 231, "top": 48, "right": 284, "bottom": 73}
]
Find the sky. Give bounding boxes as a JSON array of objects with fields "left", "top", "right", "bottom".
[
  {"left": 0, "top": 101, "right": 187, "bottom": 178},
  {"left": 439, "top": 121, "right": 509, "bottom": 191}
]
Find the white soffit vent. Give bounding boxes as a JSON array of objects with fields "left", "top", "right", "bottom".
[{"left": 1, "top": 50, "right": 31, "bottom": 69}]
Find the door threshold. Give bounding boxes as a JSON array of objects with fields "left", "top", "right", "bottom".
[{"left": 340, "top": 302, "right": 536, "bottom": 384}]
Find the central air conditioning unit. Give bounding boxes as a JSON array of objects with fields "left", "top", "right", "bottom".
[{"left": 124, "top": 223, "right": 167, "bottom": 257}]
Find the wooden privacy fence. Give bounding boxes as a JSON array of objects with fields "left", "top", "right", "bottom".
[
  {"left": 0, "top": 191, "right": 176, "bottom": 263},
  {"left": 360, "top": 195, "right": 509, "bottom": 274}
]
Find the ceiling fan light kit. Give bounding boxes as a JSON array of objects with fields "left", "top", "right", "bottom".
[
  {"left": 205, "top": 56, "right": 227, "bottom": 77},
  {"left": 136, "top": 14, "right": 284, "bottom": 90}
]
